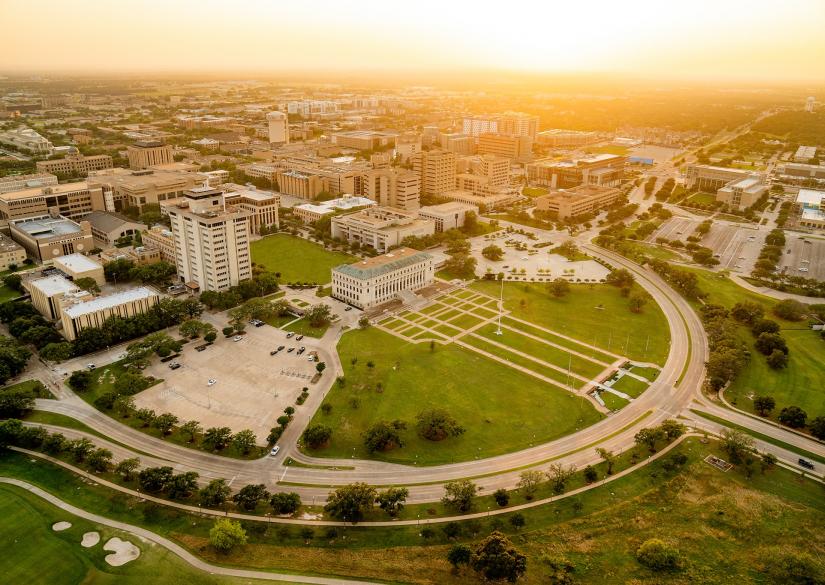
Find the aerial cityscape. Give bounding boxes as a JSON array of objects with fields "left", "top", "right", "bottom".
[{"left": 1, "top": 1, "right": 824, "bottom": 583}]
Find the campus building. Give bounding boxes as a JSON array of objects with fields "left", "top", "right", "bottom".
[
  {"left": 161, "top": 187, "right": 252, "bottom": 292},
  {"left": 535, "top": 185, "right": 622, "bottom": 220},
  {"left": 9, "top": 214, "right": 94, "bottom": 261},
  {"left": 779, "top": 162, "right": 825, "bottom": 181},
  {"left": 127, "top": 140, "right": 174, "bottom": 170},
  {"left": 333, "top": 130, "right": 397, "bottom": 151},
  {"left": 276, "top": 169, "right": 325, "bottom": 199},
  {"left": 223, "top": 189, "right": 280, "bottom": 234},
  {"left": 462, "top": 112, "right": 539, "bottom": 140},
  {"left": 0, "top": 181, "right": 106, "bottom": 221},
  {"left": 140, "top": 226, "right": 176, "bottom": 262},
  {"left": 684, "top": 164, "right": 756, "bottom": 191},
  {"left": 794, "top": 146, "right": 818, "bottom": 163},
  {"left": 330, "top": 207, "right": 435, "bottom": 253},
  {"left": 52, "top": 253, "right": 105, "bottom": 286},
  {"left": 716, "top": 176, "right": 768, "bottom": 210},
  {"left": 536, "top": 129, "right": 600, "bottom": 148},
  {"left": 293, "top": 195, "right": 376, "bottom": 224},
  {"left": 0, "top": 232, "right": 26, "bottom": 271},
  {"left": 0, "top": 127, "right": 53, "bottom": 154},
  {"left": 411, "top": 150, "right": 456, "bottom": 197},
  {"left": 25, "top": 275, "right": 88, "bottom": 320},
  {"left": 527, "top": 154, "right": 626, "bottom": 189},
  {"left": 362, "top": 168, "right": 421, "bottom": 211},
  {"left": 439, "top": 133, "right": 476, "bottom": 155},
  {"left": 83, "top": 211, "right": 147, "bottom": 248},
  {"left": 477, "top": 133, "right": 533, "bottom": 162},
  {"left": 267, "top": 111, "right": 289, "bottom": 145},
  {"left": 60, "top": 287, "right": 160, "bottom": 341},
  {"left": 0, "top": 173, "right": 58, "bottom": 194},
  {"left": 36, "top": 152, "right": 113, "bottom": 176},
  {"left": 795, "top": 189, "right": 825, "bottom": 230},
  {"left": 418, "top": 202, "right": 478, "bottom": 232},
  {"left": 91, "top": 168, "right": 208, "bottom": 211},
  {"left": 332, "top": 247, "right": 434, "bottom": 309}
]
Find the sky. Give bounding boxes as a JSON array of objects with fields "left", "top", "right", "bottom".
[{"left": 2, "top": 0, "right": 824, "bottom": 82}]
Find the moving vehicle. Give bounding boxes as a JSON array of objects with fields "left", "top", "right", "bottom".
[
  {"left": 86, "top": 364, "right": 96, "bottom": 370},
  {"left": 798, "top": 458, "right": 815, "bottom": 470},
  {"left": 270, "top": 446, "right": 280, "bottom": 456}
]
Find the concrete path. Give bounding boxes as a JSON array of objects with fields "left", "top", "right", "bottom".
[{"left": 0, "top": 477, "right": 378, "bottom": 585}]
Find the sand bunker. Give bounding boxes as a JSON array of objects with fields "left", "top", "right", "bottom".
[
  {"left": 103, "top": 537, "right": 140, "bottom": 566},
  {"left": 52, "top": 521, "right": 72, "bottom": 531},
  {"left": 81, "top": 532, "right": 100, "bottom": 548}
]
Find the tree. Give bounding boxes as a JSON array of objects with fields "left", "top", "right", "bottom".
[
  {"left": 760, "top": 452, "right": 778, "bottom": 473},
  {"left": 636, "top": 538, "right": 682, "bottom": 571},
  {"left": 415, "top": 409, "right": 465, "bottom": 441},
  {"left": 753, "top": 395, "right": 776, "bottom": 417},
  {"left": 203, "top": 426, "right": 233, "bottom": 450},
  {"left": 516, "top": 470, "right": 544, "bottom": 500},
  {"left": 231, "top": 429, "right": 258, "bottom": 454},
  {"left": 167, "top": 472, "right": 199, "bottom": 500},
  {"left": 752, "top": 318, "right": 781, "bottom": 336},
  {"left": 358, "top": 315, "right": 370, "bottom": 329},
  {"left": 470, "top": 531, "right": 527, "bottom": 583},
  {"left": 628, "top": 293, "right": 647, "bottom": 313},
  {"left": 324, "top": 482, "right": 377, "bottom": 521},
  {"left": 115, "top": 457, "right": 140, "bottom": 481},
  {"left": 233, "top": 483, "right": 270, "bottom": 511},
  {"left": 809, "top": 416, "right": 825, "bottom": 440},
  {"left": 42, "top": 432, "right": 66, "bottom": 455},
  {"left": 596, "top": 448, "right": 615, "bottom": 475},
  {"left": 634, "top": 427, "right": 664, "bottom": 453},
  {"left": 605, "top": 268, "right": 635, "bottom": 288},
  {"left": 660, "top": 419, "right": 686, "bottom": 441},
  {"left": 135, "top": 408, "right": 156, "bottom": 427},
  {"left": 209, "top": 518, "right": 247, "bottom": 553},
  {"left": 270, "top": 492, "right": 301, "bottom": 515},
  {"left": 138, "top": 466, "right": 174, "bottom": 492},
  {"left": 0, "top": 418, "right": 23, "bottom": 450},
  {"left": 204, "top": 331, "right": 217, "bottom": 343},
  {"left": 200, "top": 479, "right": 231, "bottom": 507},
  {"left": 68, "top": 438, "right": 94, "bottom": 462},
  {"left": 113, "top": 395, "right": 135, "bottom": 418},
  {"left": 86, "top": 448, "right": 113, "bottom": 472},
  {"left": 152, "top": 413, "right": 178, "bottom": 435},
  {"left": 363, "top": 420, "right": 406, "bottom": 452},
  {"left": 2, "top": 273, "right": 22, "bottom": 292},
  {"left": 179, "top": 319, "right": 212, "bottom": 339},
  {"left": 482, "top": 244, "right": 504, "bottom": 261},
  {"left": 67, "top": 369, "right": 93, "bottom": 391},
  {"left": 305, "top": 304, "right": 332, "bottom": 327},
  {"left": 316, "top": 361, "right": 326, "bottom": 374},
  {"left": 547, "top": 278, "right": 570, "bottom": 298},
  {"left": 778, "top": 406, "right": 807, "bottom": 429},
  {"left": 447, "top": 544, "right": 472, "bottom": 572},
  {"left": 509, "top": 513, "right": 526, "bottom": 531},
  {"left": 772, "top": 299, "right": 807, "bottom": 321},
  {"left": 547, "top": 464, "right": 575, "bottom": 494},
  {"left": 40, "top": 341, "right": 73, "bottom": 362},
  {"left": 302, "top": 424, "right": 333, "bottom": 449},
  {"left": 766, "top": 349, "right": 789, "bottom": 369},
  {"left": 493, "top": 488, "right": 510, "bottom": 507},
  {"left": 720, "top": 428, "right": 754, "bottom": 464},
  {"left": 442, "top": 479, "right": 477, "bottom": 513},
  {"left": 376, "top": 487, "right": 409, "bottom": 517},
  {"left": 731, "top": 301, "right": 764, "bottom": 324},
  {"left": 763, "top": 550, "right": 825, "bottom": 585},
  {"left": 583, "top": 465, "right": 598, "bottom": 483},
  {"left": 755, "top": 332, "right": 788, "bottom": 356},
  {"left": 0, "top": 387, "right": 35, "bottom": 418},
  {"left": 180, "top": 420, "right": 202, "bottom": 443}
]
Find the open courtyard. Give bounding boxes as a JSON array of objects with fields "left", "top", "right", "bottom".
[{"left": 250, "top": 233, "right": 356, "bottom": 284}]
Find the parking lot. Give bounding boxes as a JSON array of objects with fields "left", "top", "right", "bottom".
[
  {"left": 778, "top": 233, "right": 825, "bottom": 281},
  {"left": 134, "top": 324, "right": 320, "bottom": 442},
  {"left": 649, "top": 217, "right": 764, "bottom": 274}
]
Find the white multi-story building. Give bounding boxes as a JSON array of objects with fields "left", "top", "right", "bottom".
[
  {"left": 286, "top": 100, "right": 340, "bottom": 116},
  {"left": 267, "top": 111, "right": 289, "bottom": 145},
  {"left": 462, "top": 112, "right": 539, "bottom": 140},
  {"left": 0, "top": 127, "right": 53, "bottom": 154},
  {"left": 0, "top": 173, "right": 58, "bottom": 194},
  {"left": 418, "top": 202, "right": 478, "bottom": 232},
  {"left": 161, "top": 187, "right": 252, "bottom": 292},
  {"left": 330, "top": 206, "right": 435, "bottom": 253},
  {"left": 332, "top": 247, "right": 434, "bottom": 309},
  {"left": 60, "top": 287, "right": 160, "bottom": 341}
]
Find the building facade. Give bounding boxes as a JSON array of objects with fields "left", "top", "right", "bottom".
[
  {"left": 330, "top": 207, "right": 435, "bottom": 253},
  {"left": 127, "top": 140, "right": 174, "bottom": 170},
  {"left": 527, "top": 154, "right": 626, "bottom": 189},
  {"left": 0, "top": 181, "right": 105, "bottom": 221},
  {"left": 0, "top": 173, "right": 58, "bottom": 194},
  {"left": 60, "top": 287, "right": 160, "bottom": 341},
  {"left": 9, "top": 215, "right": 94, "bottom": 261},
  {"left": 418, "top": 202, "right": 478, "bottom": 232},
  {"left": 267, "top": 111, "right": 289, "bottom": 145},
  {"left": 0, "top": 232, "right": 27, "bottom": 271},
  {"left": 332, "top": 247, "right": 434, "bottom": 309},
  {"left": 412, "top": 150, "right": 457, "bottom": 197},
  {"left": 36, "top": 153, "right": 112, "bottom": 176},
  {"left": 535, "top": 185, "right": 622, "bottom": 220},
  {"left": 363, "top": 168, "right": 421, "bottom": 211}
]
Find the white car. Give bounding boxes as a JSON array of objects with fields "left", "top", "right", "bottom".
[
  {"left": 86, "top": 363, "right": 96, "bottom": 370},
  {"left": 207, "top": 379, "right": 217, "bottom": 386},
  {"left": 270, "top": 445, "right": 280, "bottom": 456},
  {"left": 233, "top": 336, "right": 243, "bottom": 342}
]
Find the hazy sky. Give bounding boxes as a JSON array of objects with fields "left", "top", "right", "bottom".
[{"left": 2, "top": 0, "right": 824, "bottom": 81}]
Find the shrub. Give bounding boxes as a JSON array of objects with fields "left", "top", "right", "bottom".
[{"left": 636, "top": 538, "right": 682, "bottom": 571}]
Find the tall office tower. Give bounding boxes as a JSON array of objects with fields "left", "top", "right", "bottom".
[
  {"left": 161, "top": 187, "right": 252, "bottom": 292},
  {"left": 127, "top": 140, "right": 173, "bottom": 170},
  {"left": 411, "top": 150, "right": 457, "bottom": 197},
  {"left": 363, "top": 168, "right": 421, "bottom": 211},
  {"left": 267, "top": 111, "right": 289, "bottom": 145}
]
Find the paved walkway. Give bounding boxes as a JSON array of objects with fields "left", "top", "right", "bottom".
[
  {"left": 0, "top": 477, "right": 377, "bottom": 585},
  {"left": 729, "top": 273, "right": 823, "bottom": 303}
]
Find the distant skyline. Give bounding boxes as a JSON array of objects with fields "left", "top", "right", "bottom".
[{"left": 2, "top": 0, "right": 825, "bottom": 83}]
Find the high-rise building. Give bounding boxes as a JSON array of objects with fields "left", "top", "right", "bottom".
[
  {"left": 363, "top": 168, "right": 421, "bottom": 211},
  {"left": 411, "top": 150, "right": 456, "bottom": 197},
  {"left": 161, "top": 187, "right": 252, "bottom": 292},
  {"left": 127, "top": 140, "right": 174, "bottom": 170},
  {"left": 266, "top": 111, "right": 289, "bottom": 145}
]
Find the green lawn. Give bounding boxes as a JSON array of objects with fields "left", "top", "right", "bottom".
[
  {"left": 0, "top": 485, "right": 267, "bottom": 585},
  {"left": 251, "top": 234, "right": 356, "bottom": 284},
  {"left": 684, "top": 192, "right": 718, "bottom": 206},
  {"left": 599, "top": 390, "right": 629, "bottom": 410},
  {"left": 522, "top": 186, "right": 548, "bottom": 197},
  {"left": 2, "top": 379, "right": 53, "bottom": 398},
  {"left": 472, "top": 281, "right": 670, "bottom": 365},
  {"left": 307, "top": 328, "right": 603, "bottom": 465},
  {"left": 610, "top": 375, "right": 649, "bottom": 398},
  {"left": 284, "top": 317, "right": 331, "bottom": 339}
]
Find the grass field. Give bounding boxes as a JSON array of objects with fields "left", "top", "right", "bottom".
[
  {"left": 251, "top": 234, "right": 356, "bottom": 284},
  {"left": 472, "top": 281, "right": 670, "bottom": 365},
  {"left": 306, "top": 327, "right": 603, "bottom": 465},
  {"left": 0, "top": 485, "right": 266, "bottom": 585},
  {"left": 522, "top": 186, "right": 548, "bottom": 197},
  {"left": 2, "top": 437, "right": 823, "bottom": 585},
  {"left": 684, "top": 191, "right": 718, "bottom": 206},
  {"left": 681, "top": 267, "right": 825, "bottom": 420}
]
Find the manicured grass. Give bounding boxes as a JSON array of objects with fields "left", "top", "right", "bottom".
[
  {"left": 283, "top": 317, "right": 331, "bottom": 339},
  {"left": 504, "top": 317, "right": 616, "bottom": 363},
  {"left": 599, "top": 390, "right": 629, "bottom": 410},
  {"left": 685, "top": 191, "right": 718, "bottom": 206},
  {"left": 459, "top": 335, "right": 573, "bottom": 387},
  {"left": 0, "top": 285, "right": 21, "bottom": 303},
  {"left": 680, "top": 266, "right": 781, "bottom": 315},
  {"left": 0, "top": 485, "right": 263, "bottom": 585},
  {"left": 308, "top": 328, "right": 603, "bottom": 465},
  {"left": 610, "top": 375, "right": 649, "bottom": 398},
  {"left": 630, "top": 366, "right": 659, "bottom": 381},
  {"left": 472, "top": 281, "right": 670, "bottom": 365},
  {"left": 2, "top": 379, "right": 53, "bottom": 398},
  {"left": 251, "top": 234, "right": 356, "bottom": 284},
  {"left": 522, "top": 186, "right": 548, "bottom": 197}
]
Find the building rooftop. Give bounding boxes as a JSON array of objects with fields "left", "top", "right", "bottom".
[
  {"left": 54, "top": 253, "right": 102, "bottom": 273},
  {"left": 801, "top": 208, "right": 825, "bottom": 222},
  {"left": 725, "top": 176, "right": 765, "bottom": 192},
  {"left": 63, "top": 287, "right": 157, "bottom": 319},
  {"left": 419, "top": 201, "right": 477, "bottom": 214},
  {"left": 797, "top": 189, "right": 825, "bottom": 207},
  {"left": 0, "top": 181, "right": 94, "bottom": 201},
  {"left": 334, "top": 247, "right": 431, "bottom": 280},
  {"left": 0, "top": 232, "right": 23, "bottom": 253},
  {"left": 30, "top": 274, "right": 80, "bottom": 297},
  {"left": 11, "top": 216, "right": 82, "bottom": 238},
  {"left": 83, "top": 211, "right": 143, "bottom": 233}
]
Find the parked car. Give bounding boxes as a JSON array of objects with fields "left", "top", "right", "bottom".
[
  {"left": 207, "top": 379, "right": 217, "bottom": 386},
  {"left": 270, "top": 349, "right": 280, "bottom": 356},
  {"left": 169, "top": 362, "right": 181, "bottom": 370},
  {"left": 233, "top": 336, "right": 243, "bottom": 342},
  {"left": 295, "top": 335, "right": 304, "bottom": 341},
  {"left": 286, "top": 332, "right": 294, "bottom": 338},
  {"left": 287, "top": 347, "right": 295, "bottom": 353},
  {"left": 344, "top": 306, "right": 353, "bottom": 311},
  {"left": 297, "top": 346, "right": 306, "bottom": 355},
  {"left": 86, "top": 364, "right": 96, "bottom": 370},
  {"left": 270, "top": 446, "right": 280, "bottom": 456}
]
